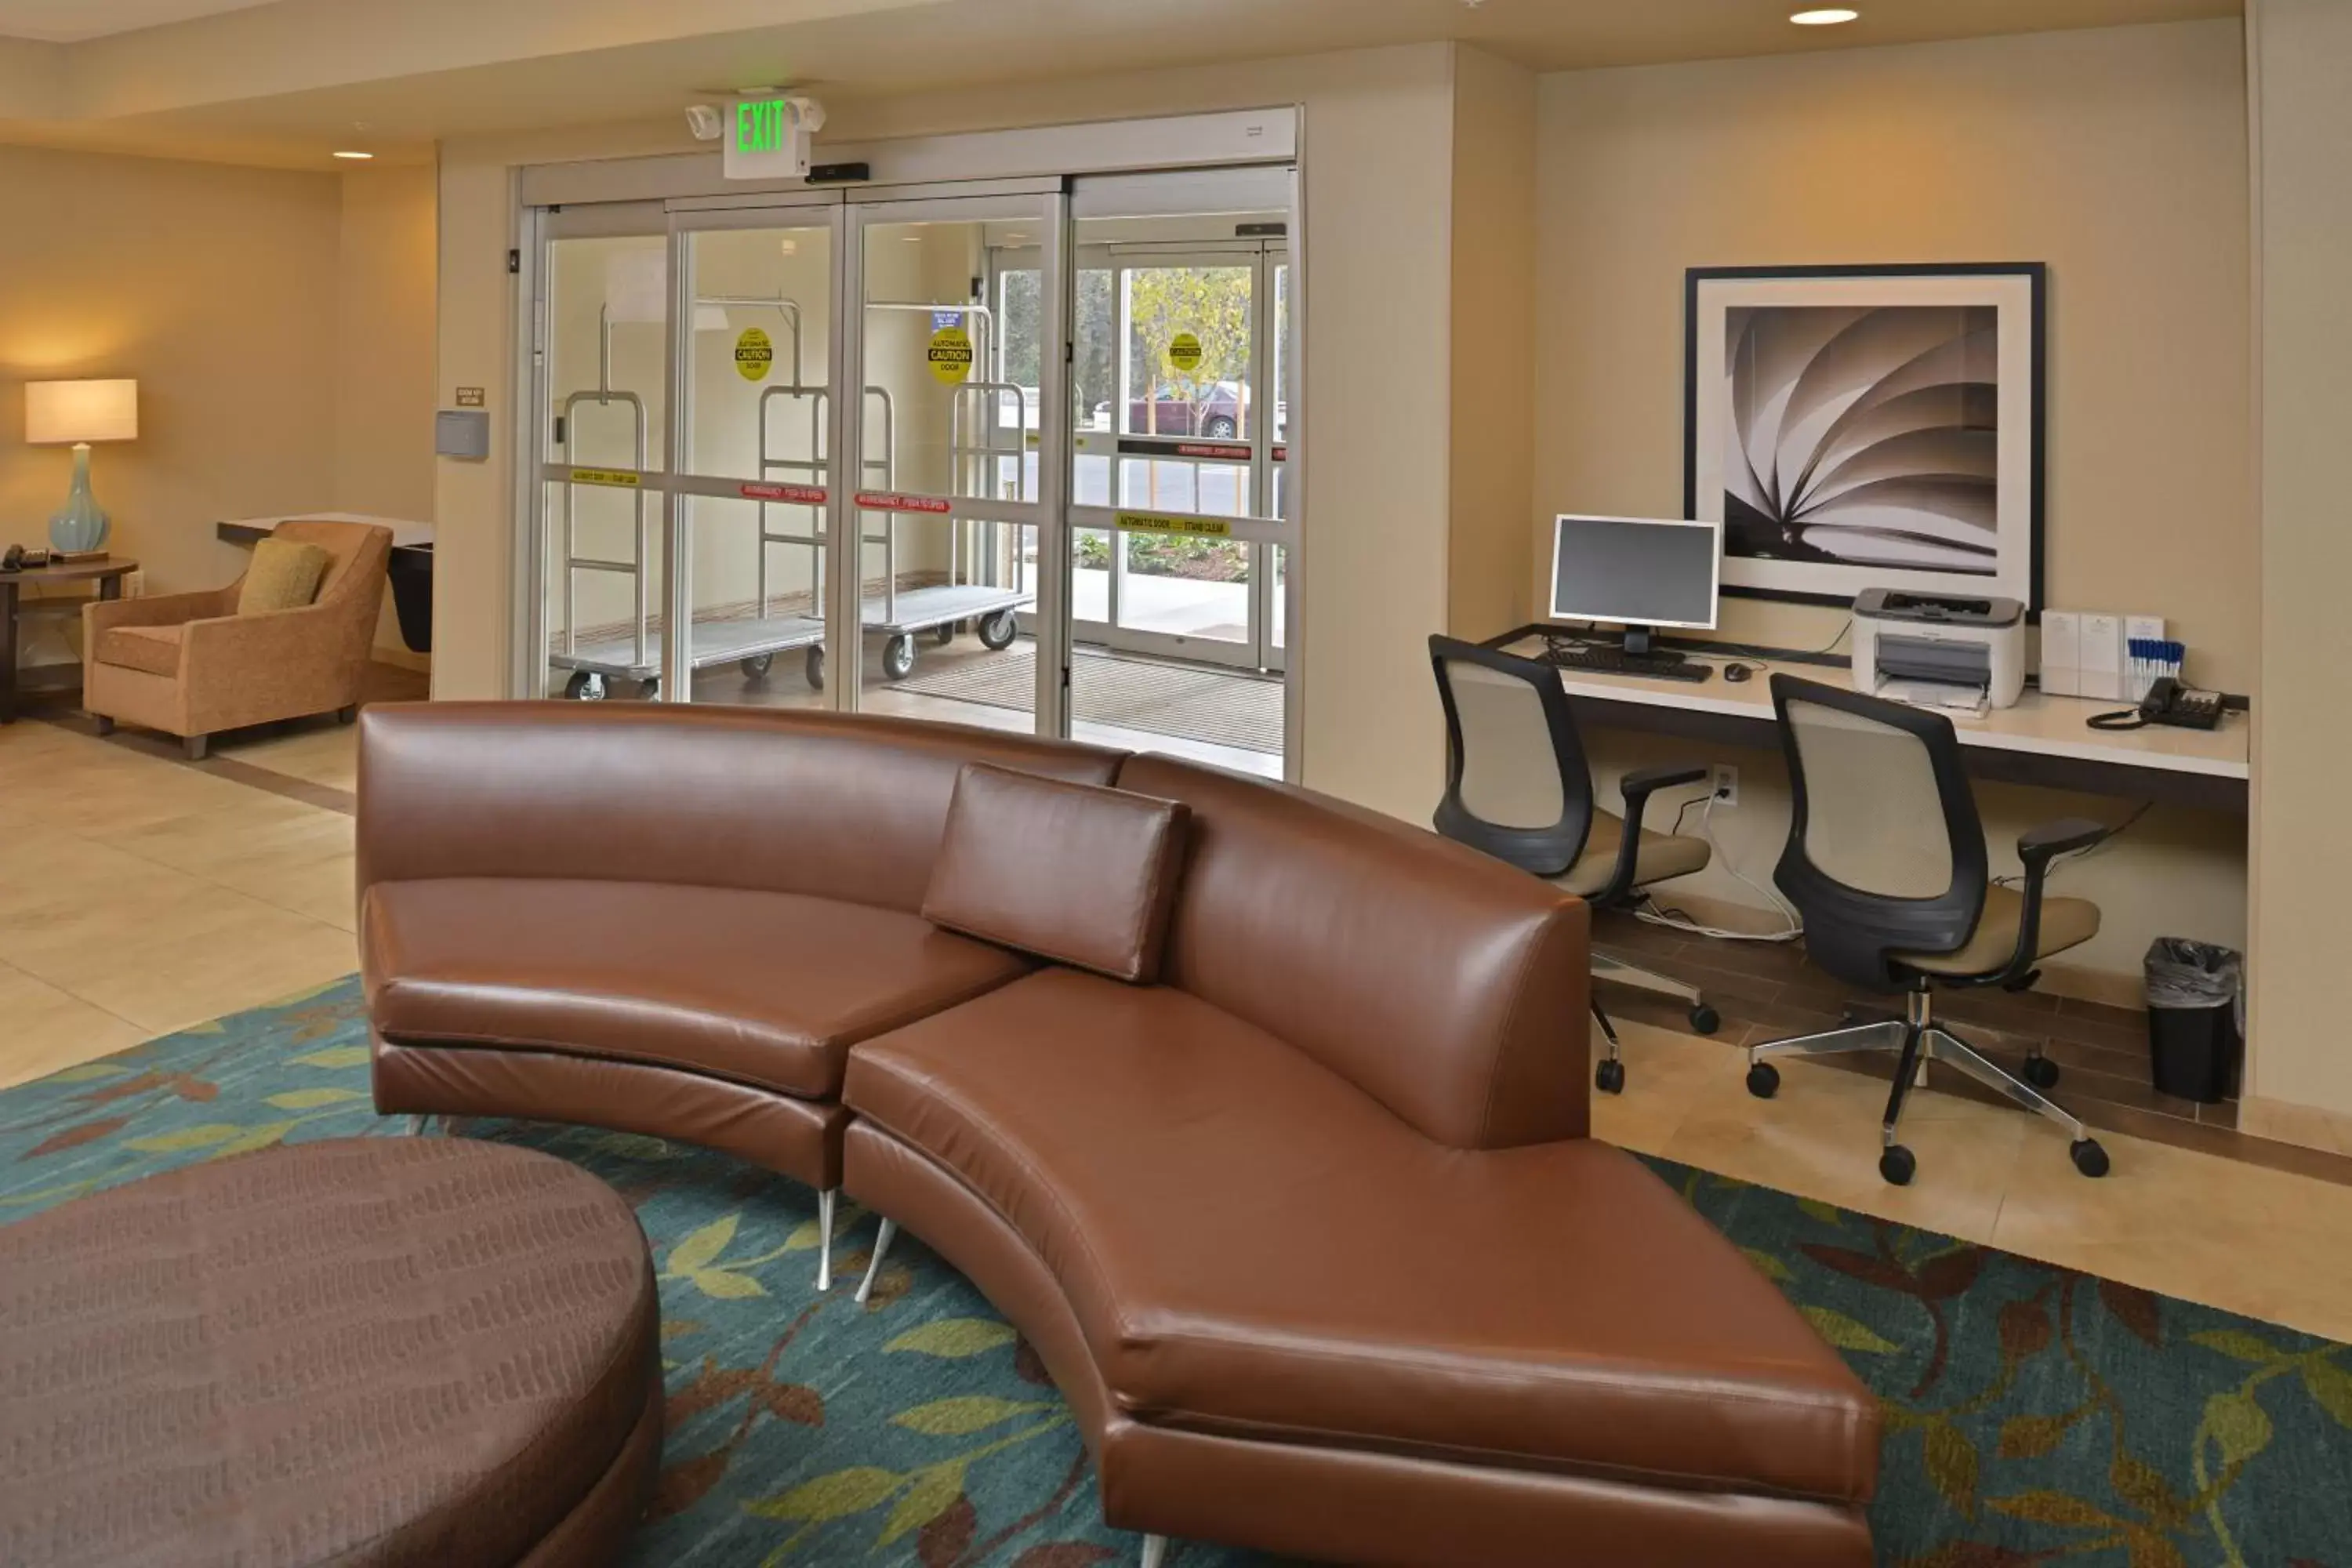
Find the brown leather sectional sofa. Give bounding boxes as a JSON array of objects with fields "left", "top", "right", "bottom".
[{"left": 360, "top": 703, "right": 1880, "bottom": 1567}]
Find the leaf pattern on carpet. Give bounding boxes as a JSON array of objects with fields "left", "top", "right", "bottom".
[{"left": 3, "top": 978, "right": 2349, "bottom": 1566}]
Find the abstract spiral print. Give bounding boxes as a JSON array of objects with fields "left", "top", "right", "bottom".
[{"left": 1724, "top": 305, "right": 1998, "bottom": 575}]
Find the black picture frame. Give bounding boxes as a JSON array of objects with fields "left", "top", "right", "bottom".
[{"left": 1682, "top": 262, "right": 2045, "bottom": 612}]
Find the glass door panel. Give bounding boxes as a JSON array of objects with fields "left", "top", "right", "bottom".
[
  {"left": 1065, "top": 177, "right": 1294, "bottom": 776},
  {"left": 671, "top": 216, "right": 837, "bottom": 706},
  {"left": 540, "top": 226, "right": 670, "bottom": 700},
  {"left": 844, "top": 200, "right": 1051, "bottom": 735}
]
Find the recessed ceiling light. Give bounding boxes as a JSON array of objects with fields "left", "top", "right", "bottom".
[
  {"left": 332, "top": 150, "right": 375, "bottom": 160},
  {"left": 1790, "top": 7, "right": 1860, "bottom": 23}
]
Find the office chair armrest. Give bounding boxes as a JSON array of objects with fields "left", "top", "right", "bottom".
[
  {"left": 1991, "top": 818, "right": 2111, "bottom": 986},
  {"left": 2017, "top": 818, "right": 2110, "bottom": 866},
  {"left": 1592, "top": 764, "right": 1712, "bottom": 906},
  {"left": 1618, "top": 764, "right": 1710, "bottom": 817}
]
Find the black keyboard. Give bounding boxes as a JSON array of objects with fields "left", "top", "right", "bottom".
[{"left": 1542, "top": 642, "right": 1714, "bottom": 684}]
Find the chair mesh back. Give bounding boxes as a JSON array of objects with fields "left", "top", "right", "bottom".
[
  {"left": 1446, "top": 659, "right": 1567, "bottom": 831},
  {"left": 1784, "top": 695, "right": 1955, "bottom": 898}
]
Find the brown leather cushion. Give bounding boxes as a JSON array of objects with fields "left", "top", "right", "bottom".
[
  {"left": 924, "top": 763, "right": 1190, "bottom": 983},
  {"left": 94, "top": 622, "right": 183, "bottom": 677},
  {"left": 0, "top": 1137, "right": 658, "bottom": 1568},
  {"left": 1112, "top": 755, "right": 1591, "bottom": 1152},
  {"left": 844, "top": 968, "right": 1878, "bottom": 1504},
  {"left": 363, "top": 877, "right": 1032, "bottom": 1099}
]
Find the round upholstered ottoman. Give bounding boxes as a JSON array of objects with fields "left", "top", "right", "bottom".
[{"left": 0, "top": 1137, "right": 662, "bottom": 1568}]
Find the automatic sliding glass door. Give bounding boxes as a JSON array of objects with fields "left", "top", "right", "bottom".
[{"left": 829, "top": 192, "right": 1064, "bottom": 736}]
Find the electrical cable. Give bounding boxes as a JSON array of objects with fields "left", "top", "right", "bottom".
[{"left": 1632, "top": 792, "right": 1806, "bottom": 943}]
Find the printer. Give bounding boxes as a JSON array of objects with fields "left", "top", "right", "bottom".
[{"left": 1851, "top": 587, "right": 2027, "bottom": 712}]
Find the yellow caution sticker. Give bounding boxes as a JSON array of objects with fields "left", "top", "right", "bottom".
[
  {"left": 1116, "top": 510, "right": 1231, "bottom": 539},
  {"left": 928, "top": 325, "right": 975, "bottom": 385},
  {"left": 735, "top": 326, "right": 775, "bottom": 383},
  {"left": 1167, "top": 332, "right": 1204, "bottom": 374},
  {"left": 570, "top": 468, "right": 643, "bottom": 489}
]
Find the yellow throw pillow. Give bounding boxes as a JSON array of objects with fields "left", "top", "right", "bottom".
[{"left": 237, "top": 539, "right": 333, "bottom": 615}]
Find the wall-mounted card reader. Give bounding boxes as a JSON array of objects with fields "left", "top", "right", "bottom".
[{"left": 436, "top": 409, "right": 491, "bottom": 461}]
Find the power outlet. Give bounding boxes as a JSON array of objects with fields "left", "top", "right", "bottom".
[{"left": 1710, "top": 764, "right": 1740, "bottom": 808}]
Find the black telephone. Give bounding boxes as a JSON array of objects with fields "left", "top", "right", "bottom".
[
  {"left": 2, "top": 544, "right": 49, "bottom": 572},
  {"left": 2090, "top": 676, "right": 2224, "bottom": 732}
]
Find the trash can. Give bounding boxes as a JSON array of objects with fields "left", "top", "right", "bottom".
[
  {"left": 388, "top": 542, "right": 433, "bottom": 655},
  {"left": 2143, "top": 938, "right": 2243, "bottom": 1104}
]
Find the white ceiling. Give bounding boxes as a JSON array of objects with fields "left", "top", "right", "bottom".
[{"left": 0, "top": 0, "right": 276, "bottom": 42}]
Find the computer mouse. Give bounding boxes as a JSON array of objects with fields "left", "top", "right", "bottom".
[{"left": 1725, "top": 663, "right": 1753, "bottom": 684}]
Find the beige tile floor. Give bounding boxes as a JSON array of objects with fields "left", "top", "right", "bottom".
[
  {"left": 0, "top": 721, "right": 358, "bottom": 1087},
  {"left": 7, "top": 712, "right": 2350, "bottom": 1348}
]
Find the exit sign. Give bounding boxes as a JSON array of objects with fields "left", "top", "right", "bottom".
[{"left": 725, "top": 94, "right": 810, "bottom": 180}]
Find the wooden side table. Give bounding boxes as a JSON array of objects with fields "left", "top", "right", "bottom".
[{"left": 0, "top": 557, "right": 139, "bottom": 724}]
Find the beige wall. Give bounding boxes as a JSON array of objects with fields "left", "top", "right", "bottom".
[
  {"left": 0, "top": 145, "right": 340, "bottom": 617},
  {"left": 2248, "top": 0, "right": 2352, "bottom": 1122},
  {"left": 1534, "top": 20, "right": 2255, "bottom": 689},
  {"left": 431, "top": 46, "right": 1462, "bottom": 818},
  {"left": 1530, "top": 20, "right": 2256, "bottom": 993},
  {"left": 335, "top": 164, "right": 439, "bottom": 522},
  {"left": 1446, "top": 47, "right": 1537, "bottom": 644}
]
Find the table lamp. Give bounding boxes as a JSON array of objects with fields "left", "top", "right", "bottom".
[{"left": 25, "top": 379, "right": 138, "bottom": 552}]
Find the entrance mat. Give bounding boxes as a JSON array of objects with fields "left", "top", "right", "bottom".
[
  {"left": 5, "top": 978, "right": 2348, "bottom": 1566},
  {"left": 894, "top": 645, "right": 1284, "bottom": 756}
]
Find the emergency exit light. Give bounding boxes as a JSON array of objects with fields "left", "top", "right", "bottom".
[{"left": 724, "top": 93, "right": 826, "bottom": 180}]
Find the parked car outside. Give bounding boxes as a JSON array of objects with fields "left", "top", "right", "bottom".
[{"left": 1094, "top": 380, "right": 1250, "bottom": 440}]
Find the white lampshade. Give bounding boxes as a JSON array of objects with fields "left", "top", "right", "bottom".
[{"left": 26, "top": 379, "right": 140, "bottom": 445}]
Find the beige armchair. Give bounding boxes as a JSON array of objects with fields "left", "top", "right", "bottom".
[{"left": 83, "top": 519, "right": 393, "bottom": 759}]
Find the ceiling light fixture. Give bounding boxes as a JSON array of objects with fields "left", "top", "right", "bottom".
[
  {"left": 332, "top": 149, "right": 374, "bottom": 160},
  {"left": 1790, "top": 7, "right": 1860, "bottom": 23}
]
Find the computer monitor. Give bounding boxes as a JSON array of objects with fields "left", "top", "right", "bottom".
[{"left": 1548, "top": 514, "right": 1721, "bottom": 657}]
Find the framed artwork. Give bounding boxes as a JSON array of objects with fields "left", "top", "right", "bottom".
[{"left": 1684, "top": 263, "right": 2045, "bottom": 609}]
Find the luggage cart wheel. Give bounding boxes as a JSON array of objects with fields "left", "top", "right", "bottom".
[
  {"left": 739, "top": 653, "right": 775, "bottom": 680},
  {"left": 933, "top": 622, "right": 957, "bottom": 647},
  {"left": 883, "top": 634, "right": 917, "bottom": 682},
  {"left": 564, "top": 671, "right": 607, "bottom": 702},
  {"left": 638, "top": 676, "right": 661, "bottom": 700},
  {"left": 805, "top": 645, "right": 826, "bottom": 691},
  {"left": 978, "top": 610, "right": 1019, "bottom": 652}
]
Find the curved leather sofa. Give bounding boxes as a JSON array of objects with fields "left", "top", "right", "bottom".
[{"left": 360, "top": 704, "right": 1879, "bottom": 1567}]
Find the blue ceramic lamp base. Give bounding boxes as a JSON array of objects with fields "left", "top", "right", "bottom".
[{"left": 49, "top": 444, "right": 111, "bottom": 554}]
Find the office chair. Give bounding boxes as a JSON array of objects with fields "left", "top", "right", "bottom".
[
  {"left": 1746, "top": 675, "right": 2111, "bottom": 1185},
  {"left": 1428, "top": 635, "right": 1722, "bottom": 1094}
]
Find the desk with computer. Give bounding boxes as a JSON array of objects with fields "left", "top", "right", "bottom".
[{"left": 1428, "top": 514, "right": 2249, "bottom": 1189}]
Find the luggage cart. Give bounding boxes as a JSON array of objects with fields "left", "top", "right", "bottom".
[
  {"left": 553, "top": 297, "right": 839, "bottom": 699},
  {"left": 853, "top": 313, "right": 1036, "bottom": 682}
]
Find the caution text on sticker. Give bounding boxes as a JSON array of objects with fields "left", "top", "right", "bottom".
[
  {"left": 571, "top": 468, "right": 642, "bottom": 489},
  {"left": 927, "top": 325, "right": 975, "bottom": 386},
  {"left": 1116, "top": 511, "right": 1232, "bottom": 539}
]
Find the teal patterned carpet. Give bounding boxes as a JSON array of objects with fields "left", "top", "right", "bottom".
[{"left": 4, "top": 978, "right": 2350, "bottom": 1567}]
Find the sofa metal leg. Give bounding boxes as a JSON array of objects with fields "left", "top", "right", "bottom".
[
  {"left": 815, "top": 1189, "right": 838, "bottom": 1293},
  {"left": 854, "top": 1218, "right": 898, "bottom": 1305},
  {"left": 408, "top": 1114, "right": 439, "bottom": 1137},
  {"left": 93, "top": 717, "right": 115, "bottom": 736},
  {"left": 183, "top": 735, "right": 209, "bottom": 761},
  {"left": 1139, "top": 1535, "right": 1168, "bottom": 1568}
]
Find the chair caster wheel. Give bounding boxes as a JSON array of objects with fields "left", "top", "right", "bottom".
[
  {"left": 2071, "top": 1138, "right": 2111, "bottom": 1178},
  {"left": 1879, "top": 1145, "right": 1917, "bottom": 1186},
  {"left": 2024, "top": 1054, "right": 2061, "bottom": 1090},
  {"left": 1688, "top": 1004, "right": 1722, "bottom": 1036},
  {"left": 1595, "top": 1058, "right": 1625, "bottom": 1095},
  {"left": 1746, "top": 1062, "right": 1780, "bottom": 1099}
]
